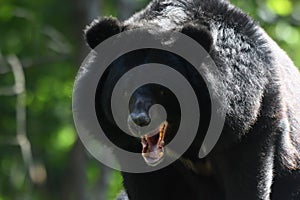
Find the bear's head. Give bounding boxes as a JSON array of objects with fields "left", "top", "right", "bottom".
[{"left": 86, "top": 17, "right": 214, "bottom": 166}]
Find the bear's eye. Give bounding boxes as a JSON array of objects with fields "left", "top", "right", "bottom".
[{"left": 160, "top": 91, "right": 165, "bottom": 96}]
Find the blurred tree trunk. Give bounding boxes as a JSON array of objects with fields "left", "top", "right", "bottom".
[
  {"left": 62, "top": 0, "right": 101, "bottom": 200},
  {"left": 62, "top": 139, "right": 87, "bottom": 200},
  {"left": 117, "top": 0, "right": 138, "bottom": 20},
  {"left": 96, "top": 163, "right": 112, "bottom": 200},
  {"left": 62, "top": 1, "right": 140, "bottom": 199}
]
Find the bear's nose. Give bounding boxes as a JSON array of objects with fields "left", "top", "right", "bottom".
[{"left": 130, "top": 112, "right": 151, "bottom": 127}]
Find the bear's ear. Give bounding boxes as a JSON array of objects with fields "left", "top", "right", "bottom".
[
  {"left": 181, "top": 24, "right": 213, "bottom": 53},
  {"left": 84, "top": 17, "right": 122, "bottom": 49}
]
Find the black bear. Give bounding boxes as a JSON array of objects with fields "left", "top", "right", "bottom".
[{"left": 84, "top": 0, "right": 300, "bottom": 199}]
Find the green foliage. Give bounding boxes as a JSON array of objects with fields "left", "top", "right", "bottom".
[
  {"left": 231, "top": 0, "right": 300, "bottom": 67},
  {"left": 107, "top": 171, "right": 123, "bottom": 200},
  {"left": 266, "top": 0, "right": 292, "bottom": 16},
  {"left": 51, "top": 125, "right": 76, "bottom": 152}
]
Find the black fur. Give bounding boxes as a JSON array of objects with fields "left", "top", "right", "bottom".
[
  {"left": 85, "top": 0, "right": 300, "bottom": 199},
  {"left": 85, "top": 17, "right": 122, "bottom": 49},
  {"left": 181, "top": 23, "right": 213, "bottom": 52}
]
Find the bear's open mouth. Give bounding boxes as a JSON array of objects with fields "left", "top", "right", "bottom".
[{"left": 141, "top": 121, "right": 168, "bottom": 166}]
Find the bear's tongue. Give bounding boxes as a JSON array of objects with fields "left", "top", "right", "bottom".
[{"left": 141, "top": 122, "right": 167, "bottom": 166}]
